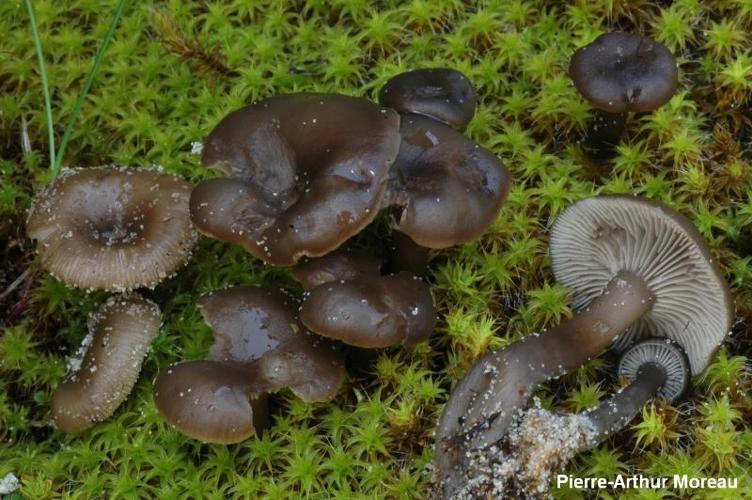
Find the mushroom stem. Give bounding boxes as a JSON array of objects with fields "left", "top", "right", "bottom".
[
  {"left": 434, "top": 271, "right": 653, "bottom": 494},
  {"left": 584, "top": 110, "right": 627, "bottom": 160},
  {"left": 583, "top": 362, "right": 664, "bottom": 442}
]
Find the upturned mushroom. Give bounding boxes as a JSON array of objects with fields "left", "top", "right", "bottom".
[
  {"left": 52, "top": 295, "right": 161, "bottom": 432},
  {"left": 434, "top": 195, "right": 732, "bottom": 496},
  {"left": 27, "top": 166, "right": 197, "bottom": 292},
  {"left": 462, "top": 338, "right": 691, "bottom": 499},
  {"left": 381, "top": 114, "right": 511, "bottom": 249},
  {"left": 153, "top": 286, "right": 345, "bottom": 442},
  {"left": 191, "top": 93, "right": 401, "bottom": 266},
  {"left": 379, "top": 68, "right": 477, "bottom": 130},
  {"left": 295, "top": 251, "right": 436, "bottom": 348},
  {"left": 569, "top": 33, "right": 678, "bottom": 158}
]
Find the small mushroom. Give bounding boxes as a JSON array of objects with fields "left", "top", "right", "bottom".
[
  {"left": 153, "top": 360, "right": 268, "bottom": 444},
  {"left": 379, "top": 68, "right": 477, "bottom": 129},
  {"left": 569, "top": 33, "right": 678, "bottom": 158},
  {"left": 27, "top": 166, "right": 197, "bottom": 291},
  {"left": 198, "top": 286, "right": 345, "bottom": 402},
  {"left": 466, "top": 338, "right": 690, "bottom": 498},
  {"left": 434, "top": 195, "right": 732, "bottom": 496},
  {"left": 191, "top": 93, "right": 401, "bottom": 266},
  {"left": 382, "top": 114, "right": 511, "bottom": 248},
  {"left": 300, "top": 272, "right": 436, "bottom": 348},
  {"left": 52, "top": 295, "right": 161, "bottom": 432}
]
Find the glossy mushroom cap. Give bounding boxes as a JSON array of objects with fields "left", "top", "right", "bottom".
[
  {"left": 569, "top": 32, "right": 678, "bottom": 114},
  {"left": 383, "top": 114, "right": 511, "bottom": 248},
  {"left": 379, "top": 68, "right": 477, "bottom": 129},
  {"left": 292, "top": 251, "right": 381, "bottom": 290},
  {"left": 300, "top": 272, "right": 436, "bottom": 348},
  {"left": 192, "top": 93, "right": 401, "bottom": 266},
  {"left": 550, "top": 195, "right": 733, "bottom": 375},
  {"left": 153, "top": 360, "right": 268, "bottom": 444},
  {"left": 198, "top": 286, "right": 345, "bottom": 402},
  {"left": 52, "top": 295, "right": 160, "bottom": 432},
  {"left": 27, "top": 166, "right": 197, "bottom": 292}
]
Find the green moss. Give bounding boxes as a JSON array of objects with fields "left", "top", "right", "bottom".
[{"left": 1, "top": 0, "right": 751, "bottom": 498}]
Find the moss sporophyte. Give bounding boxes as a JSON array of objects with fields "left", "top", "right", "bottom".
[{"left": 3, "top": 1, "right": 752, "bottom": 499}]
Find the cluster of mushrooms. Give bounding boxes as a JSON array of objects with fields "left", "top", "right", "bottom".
[{"left": 25, "top": 32, "right": 734, "bottom": 498}]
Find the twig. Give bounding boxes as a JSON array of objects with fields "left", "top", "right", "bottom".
[{"left": 0, "top": 268, "right": 31, "bottom": 302}]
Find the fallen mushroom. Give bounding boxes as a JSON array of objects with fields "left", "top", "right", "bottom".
[
  {"left": 379, "top": 68, "right": 477, "bottom": 130},
  {"left": 295, "top": 250, "right": 436, "bottom": 348},
  {"left": 434, "top": 195, "right": 732, "bottom": 497},
  {"left": 382, "top": 114, "right": 511, "bottom": 248},
  {"left": 459, "top": 338, "right": 691, "bottom": 499},
  {"left": 569, "top": 33, "right": 678, "bottom": 158},
  {"left": 153, "top": 286, "right": 345, "bottom": 442},
  {"left": 191, "top": 93, "right": 401, "bottom": 266},
  {"left": 52, "top": 295, "right": 161, "bottom": 432},
  {"left": 27, "top": 166, "right": 197, "bottom": 292}
]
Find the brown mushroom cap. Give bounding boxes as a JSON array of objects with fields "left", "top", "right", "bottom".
[
  {"left": 52, "top": 295, "right": 160, "bottom": 432},
  {"left": 300, "top": 272, "right": 436, "bottom": 348},
  {"left": 569, "top": 32, "right": 678, "bottom": 114},
  {"left": 292, "top": 251, "right": 382, "bottom": 290},
  {"left": 27, "top": 166, "right": 197, "bottom": 292},
  {"left": 383, "top": 114, "right": 511, "bottom": 248},
  {"left": 550, "top": 195, "right": 733, "bottom": 374},
  {"left": 192, "top": 93, "right": 401, "bottom": 266},
  {"left": 379, "top": 68, "right": 477, "bottom": 129},
  {"left": 198, "top": 286, "right": 345, "bottom": 402},
  {"left": 153, "top": 360, "right": 268, "bottom": 444}
]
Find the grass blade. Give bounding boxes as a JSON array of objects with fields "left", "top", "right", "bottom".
[
  {"left": 54, "top": 0, "right": 128, "bottom": 174},
  {"left": 24, "top": 0, "right": 56, "bottom": 173}
]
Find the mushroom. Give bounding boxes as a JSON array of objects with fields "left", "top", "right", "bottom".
[
  {"left": 385, "top": 230, "right": 431, "bottom": 275},
  {"left": 153, "top": 286, "right": 345, "bottom": 443},
  {"left": 294, "top": 250, "right": 436, "bottom": 348},
  {"left": 191, "top": 93, "right": 401, "bottom": 266},
  {"left": 434, "top": 195, "right": 732, "bottom": 497},
  {"left": 153, "top": 360, "right": 268, "bottom": 444},
  {"left": 27, "top": 166, "right": 197, "bottom": 292},
  {"left": 378, "top": 68, "right": 477, "bottom": 130},
  {"left": 381, "top": 114, "right": 511, "bottom": 249},
  {"left": 459, "top": 338, "right": 691, "bottom": 499},
  {"left": 52, "top": 295, "right": 161, "bottom": 432},
  {"left": 569, "top": 33, "right": 678, "bottom": 158}
]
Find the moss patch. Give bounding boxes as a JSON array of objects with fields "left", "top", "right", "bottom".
[{"left": 1, "top": 0, "right": 751, "bottom": 498}]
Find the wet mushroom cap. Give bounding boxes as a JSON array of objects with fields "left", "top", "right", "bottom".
[
  {"left": 198, "top": 286, "right": 345, "bottom": 402},
  {"left": 292, "top": 250, "right": 382, "bottom": 290},
  {"left": 27, "top": 166, "right": 197, "bottom": 292},
  {"left": 379, "top": 68, "right": 477, "bottom": 129},
  {"left": 153, "top": 360, "right": 268, "bottom": 444},
  {"left": 569, "top": 32, "right": 678, "bottom": 114},
  {"left": 300, "top": 272, "right": 436, "bottom": 348},
  {"left": 193, "top": 93, "right": 401, "bottom": 266},
  {"left": 383, "top": 114, "right": 511, "bottom": 248},
  {"left": 51, "top": 295, "right": 160, "bottom": 432},
  {"left": 550, "top": 195, "right": 733, "bottom": 374}
]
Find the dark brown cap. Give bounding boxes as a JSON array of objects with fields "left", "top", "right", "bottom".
[
  {"left": 153, "top": 360, "right": 268, "bottom": 444},
  {"left": 292, "top": 250, "right": 381, "bottom": 290},
  {"left": 198, "top": 286, "right": 345, "bottom": 402},
  {"left": 379, "top": 68, "right": 477, "bottom": 129},
  {"left": 550, "top": 195, "right": 733, "bottom": 374},
  {"left": 27, "top": 166, "right": 197, "bottom": 292},
  {"left": 192, "top": 93, "right": 401, "bottom": 266},
  {"left": 300, "top": 272, "right": 436, "bottom": 348},
  {"left": 383, "top": 114, "right": 511, "bottom": 248},
  {"left": 52, "top": 295, "right": 161, "bottom": 432},
  {"left": 569, "top": 33, "right": 678, "bottom": 113}
]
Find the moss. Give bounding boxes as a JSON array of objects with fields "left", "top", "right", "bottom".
[{"left": 1, "top": 0, "right": 751, "bottom": 498}]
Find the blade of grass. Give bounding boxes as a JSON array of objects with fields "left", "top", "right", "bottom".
[
  {"left": 24, "top": 0, "right": 56, "bottom": 172},
  {"left": 54, "top": 0, "right": 128, "bottom": 175}
]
